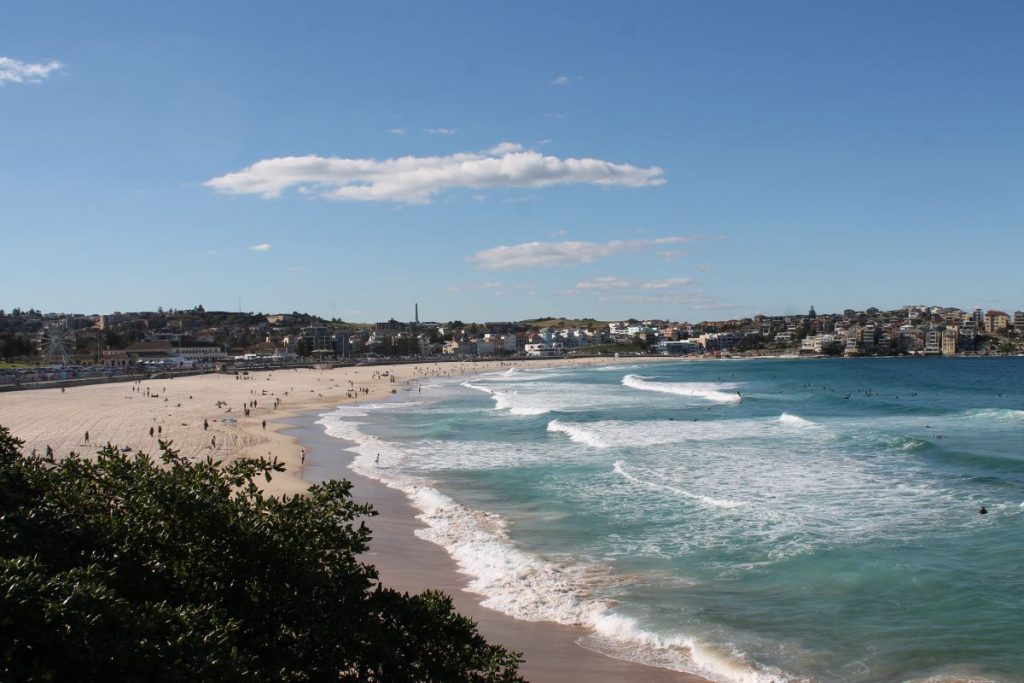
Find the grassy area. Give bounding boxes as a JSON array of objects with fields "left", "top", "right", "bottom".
[
  {"left": 0, "top": 361, "right": 34, "bottom": 369},
  {"left": 521, "top": 318, "right": 607, "bottom": 329}
]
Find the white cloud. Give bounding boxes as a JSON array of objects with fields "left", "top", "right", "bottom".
[
  {"left": 387, "top": 128, "right": 409, "bottom": 136},
  {"left": 486, "top": 142, "right": 523, "bottom": 155},
  {"left": 573, "top": 276, "right": 633, "bottom": 291},
  {"left": 207, "top": 144, "right": 665, "bottom": 204},
  {"left": 640, "top": 277, "right": 694, "bottom": 289},
  {"left": 248, "top": 243, "right": 270, "bottom": 252},
  {"left": 469, "top": 236, "right": 690, "bottom": 270},
  {"left": 424, "top": 127, "right": 456, "bottom": 135},
  {"left": 550, "top": 75, "right": 571, "bottom": 86},
  {"left": 0, "top": 57, "right": 63, "bottom": 86},
  {"left": 571, "top": 276, "right": 693, "bottom": 292}
]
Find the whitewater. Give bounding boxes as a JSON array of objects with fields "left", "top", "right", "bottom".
[{"left": 317, "top": 357, "right": 1024, "bottom": 683}]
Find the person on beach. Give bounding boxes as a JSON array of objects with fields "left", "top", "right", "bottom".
[
  {"left": 203, "top": 419, "right": 209, "bottom": 431},
  {"left": 300, "top": 449, "right": 306, "bottom": 464},
  {"left": 375, "top": 453, "right": 380, "bottom": 468},
  {"left": 211, "top": 436, "right": 216, "bottom": 449},
  {"left": 262, "top": 420, "right": 266, "bottom": 430},
  {"left": 149, "top": 426, "right": 154, "bottom": 437},
  {"left": 84, "top": 431, "right": 90, "bottom": 445}
]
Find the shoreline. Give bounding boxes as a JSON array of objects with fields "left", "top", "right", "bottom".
[
  {"left": 1, "top": 358, "right": 648, "bottom": 497},
  {"left": 284, "top": 410, "right": 705, "bottom": 683},
  {"left": 0, "top": 355, "right": 706, "bottom": 682}
]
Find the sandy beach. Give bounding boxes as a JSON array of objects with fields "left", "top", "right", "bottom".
[{"left": 0, "top": 357, "right": 703, "bottom": 682}]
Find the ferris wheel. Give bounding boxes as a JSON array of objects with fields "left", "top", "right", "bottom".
[{"left": 40, "top": 318, "right": 75, "bottom": 366}]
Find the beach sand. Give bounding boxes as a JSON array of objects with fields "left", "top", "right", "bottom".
[{"left": 0, "top": 357, "right": 704, "bottom": 682}]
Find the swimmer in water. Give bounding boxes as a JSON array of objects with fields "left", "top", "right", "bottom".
[{"left": 979, "top": 506, "right": 988, "bottom": 515}]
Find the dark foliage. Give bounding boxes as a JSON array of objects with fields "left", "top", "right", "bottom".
[{"left": 0, "top": 426, "right": 523, "bottom": 682}]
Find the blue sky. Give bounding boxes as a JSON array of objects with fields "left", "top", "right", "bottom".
[{"left": 2, "top": 1, "right": 1022, "bottom": 322}]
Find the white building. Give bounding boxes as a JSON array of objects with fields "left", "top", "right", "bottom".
[{"left": 524, "top": 342, "right": 565, "bottom": 357}]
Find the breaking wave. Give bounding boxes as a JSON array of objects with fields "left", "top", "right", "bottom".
[
  {"left": 622, "top": 375, "right": 743, "bottom": 403},
  {"left": 547, "top": 420, "right": 609, "bottom": 448}
]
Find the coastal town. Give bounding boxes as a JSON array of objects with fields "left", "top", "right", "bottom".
[{"left": 2, "top": 303, "right": 1023, "bottom": 385}]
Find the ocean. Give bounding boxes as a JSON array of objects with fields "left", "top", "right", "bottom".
[{"left": 317, "top": 357, "right": 1024, "bottom": 683}]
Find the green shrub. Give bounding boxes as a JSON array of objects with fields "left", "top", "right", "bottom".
[{"left": 0, "top": 426, "right": 523, "bottom": 682}]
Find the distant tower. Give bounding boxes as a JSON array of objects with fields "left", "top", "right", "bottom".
[
  {"left": 415, "top": 303, "right": 419, "bottom": 325},
  {"left": 808, "top": 305, "right": 817, "bottom": 319}
]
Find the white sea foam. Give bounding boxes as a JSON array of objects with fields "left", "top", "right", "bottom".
[
  {"left": 463, "top": 379, "right": 633, "bottom": 415},
  {"left": 464, "top": 382, "right": 552, "bottom": 413},
  {"left": 960, "top": 408, "right": 1024, "bottom": 423},
  {"left": 778, "top": 413, "right": 817, "bottom": 428},
  {"left": 613, "top": 460, "right": 746, "bottom": 509},
  {"left": 460, "top": 381, "right": 550, "bottom": 414},
  {"left": 492, "top": 391, "right": 551, "bottom": 415},
  {"left": 622, "top": 374, "right": 743, "bottom": 403},
  {"left": 478, "top": 368, "right": 567, "bottom": 382},
  {"left": 460, "top": 382, "right": 493, "bottom": 395},
  {"left": 403, "top": 439, "right": 567, "bottom": 471},
  {"left": 583, "top": 614, "right": 802, "bottom": 683},
  {"left": 546, "top": 416, "right": 821, "bottom": 450},
  {"left": 892, "top": 437, "right": 928, "bottom": 451},
  {"left": 316, "top": 405, "right": 799, "bottom": 683},
  {"left": 547, "top": 420, "right": 609, "bottom": 448}
]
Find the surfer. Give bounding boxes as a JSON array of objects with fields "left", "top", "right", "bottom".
[{"left": 979, "top": 505, "right": 988, "bottom": 515}]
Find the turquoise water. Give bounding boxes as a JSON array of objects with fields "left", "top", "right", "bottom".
[{"left": 318, "top": 358, "right": 1024, "bottom": 683}]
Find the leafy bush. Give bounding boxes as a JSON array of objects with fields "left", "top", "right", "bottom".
[{"left": 0, "top": 425, "right": 523, "bottom": 682}]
